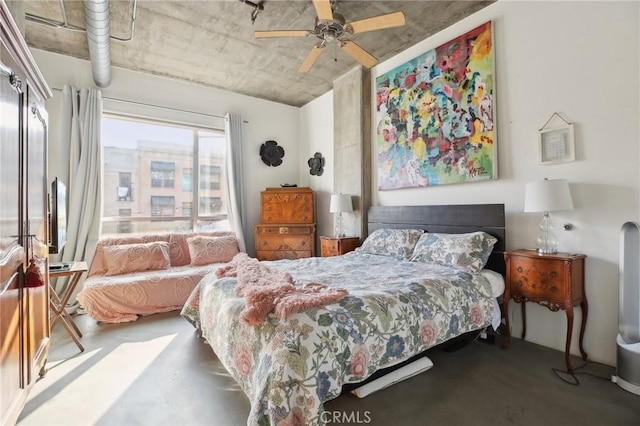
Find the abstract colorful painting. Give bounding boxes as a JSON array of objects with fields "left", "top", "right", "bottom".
[{"left": 375, "top": 21, "right": 496, "bottom": 190}]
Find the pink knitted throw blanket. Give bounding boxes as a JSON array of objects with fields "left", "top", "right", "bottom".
[{"left": 216, "top": 253, "right": 348, "bottom": 326}]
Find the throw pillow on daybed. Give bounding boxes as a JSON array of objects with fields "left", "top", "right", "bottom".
[
  {"left": 409, "top": 231, "right": 497, "bottom": 274},
  {"left": 102, "top": 241, "right": 171, "bottom": 276},
  {"left": 187, "top": 235, "right": 239, "bottom": 266}
]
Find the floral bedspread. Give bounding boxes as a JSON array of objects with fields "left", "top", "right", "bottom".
[{"left": 181, "top": 252, "right": 498, "bottom": 426}]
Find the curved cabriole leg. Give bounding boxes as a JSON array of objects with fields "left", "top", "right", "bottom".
[
  {"left": 565, "top": 306, "right": 575, "bottom": 372},
  {"left": 579, "top": 300, "right": 588, "bottom": 360}
]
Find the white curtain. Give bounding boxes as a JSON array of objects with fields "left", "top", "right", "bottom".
[
  {"left": 56, "top": 85, "right": 103, "bottom": 301},
  {"left": 224, "top": 113, "right": 247, "bottom": 252}
]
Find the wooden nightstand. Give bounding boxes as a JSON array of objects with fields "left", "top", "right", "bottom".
[
  {"left": 320, "top": 236, "right": 359, "bottom": 257},
  {"left": 502, "top": 249, "right": 587, "bottom": 371}
]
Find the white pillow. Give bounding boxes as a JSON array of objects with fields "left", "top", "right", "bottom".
[{"left": 480, "top": 269, "right": 505, "bottom": 297}]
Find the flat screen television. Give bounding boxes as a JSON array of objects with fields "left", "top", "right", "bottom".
[{"left": 49, "top": 177, "right": 67, "bottom": 254}]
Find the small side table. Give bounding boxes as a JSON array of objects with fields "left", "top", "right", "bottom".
[
  {"left": 49, "top": 261, "right": 88, "bottom": 352},
  {"left": 502, "top": 249, "right": 587, "bottom": 371},
  {"left": 320, "top": 236, "right": 359, "bottom": 257}
]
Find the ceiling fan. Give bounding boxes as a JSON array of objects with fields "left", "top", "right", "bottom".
[{"left": 254, "top": 0, "right": 406, "bottom": 73}]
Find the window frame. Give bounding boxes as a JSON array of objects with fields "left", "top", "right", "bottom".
[{"left": 100, "top": 109, "right": 228, "bottom": 236}]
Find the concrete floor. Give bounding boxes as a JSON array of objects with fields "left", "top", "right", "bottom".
[{"left": 18, "top": 311, "right": 640, "bottom": 426}]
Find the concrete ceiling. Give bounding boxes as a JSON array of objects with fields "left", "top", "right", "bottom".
[{"left": 24, "top": 0, "right": 493, "bottom": 107}]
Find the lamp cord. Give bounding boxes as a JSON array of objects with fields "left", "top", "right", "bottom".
[{"left": 551, "top": 360, "right": 613, "bottom": 386}]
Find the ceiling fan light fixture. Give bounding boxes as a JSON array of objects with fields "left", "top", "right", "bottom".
[{"left": 312, "top": 13, "right": 346, "bottom": 42}]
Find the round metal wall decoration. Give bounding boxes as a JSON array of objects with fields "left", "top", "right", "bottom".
[
  {"left": 308, "top": 152, "right": 325, "bottom": 176},
  {"left": 260, "top": 140, "right": 285, "bottom": 167}
]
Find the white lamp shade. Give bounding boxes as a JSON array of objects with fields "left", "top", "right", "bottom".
[
  {"left": 524, "top": 179, "right": 574, "bottom": 213},
  {"left": 330, "top": 194, "right": 353, "bottom": 213}
]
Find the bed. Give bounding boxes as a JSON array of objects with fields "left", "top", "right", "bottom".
[{"left": 181, "top": 204, "right": 506, "bottom": 426}]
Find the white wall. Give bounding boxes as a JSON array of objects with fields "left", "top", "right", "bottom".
[
  {"left": 31, "top": 49, "right": 300, "bottom": 255},
  {"left": 367, "top": 1, "right": 639, "bottom": 365},
  {"left": 299, "top": 90, "right": 335, "bottom": 249},
  {"left": 300, "top": 1, "right": 640, "bottom": 366}
]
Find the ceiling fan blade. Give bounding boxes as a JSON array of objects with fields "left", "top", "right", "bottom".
[
  {"left": 312, "top": 0, "right": 333, "bottom": 21},
  {"left": 298, "top": 45, "right": 325, "bottom": 73},
  {"left": 340, "top": 41, "right": 378, "bottom": 68},
  {"left": 347, "top": 11, "right": 406, "bottom": 34},
  {"left": 254, "top": 30, "right": 309, "bottom": 38}
]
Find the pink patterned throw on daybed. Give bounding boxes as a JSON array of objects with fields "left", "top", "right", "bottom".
[{"left": 217, "top": 253, "right": 348, "bottom": 325}]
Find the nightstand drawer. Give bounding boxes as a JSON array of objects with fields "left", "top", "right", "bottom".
[
  {"left": 509, "top": 256, "right": 566, "bottom": 301},
  {"left": 320, "top": 237, "right": 359, "bottom": 257}
]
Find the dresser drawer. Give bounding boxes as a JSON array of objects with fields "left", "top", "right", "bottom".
[
  {"left": 255, "top": 225, "right": 314, "bottom": 236},
  {"left": 260, "top": 188, "right": 314, "bottom": 224},
  {"left": 256, "top": 234, "right": 313, "bottom": 251},
  {"left": 256, "top": 250, "right": 312, "bottom": 261},
  {"left": 254, "top": 224, "right": 316, "bottom": 260}
]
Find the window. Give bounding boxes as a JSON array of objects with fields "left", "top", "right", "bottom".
[
  {"left": 182, "top": 168, "right": 192, "bottom": 191},
  {"left": 118, "top": 222, "right": 133, "bottom": 233},
  {"left": 200, "top": 165, "right": 221, "bottom": 190},
  {"left": 182, "top": 201, "right": 193, "bottom": 216},
  {"left": 151, "top": 196, "right": 175, "bottom": 218},
  {"left": 151, "top": 161, "right": 175, "bottom": 188},
  {"left": 118, "top": 209, "right": 132, "bottom": 233},
  {"left": 101, "top": 115, "right": 229, "bottom": 236},
  {"left": 118, "top": 172, "right": 132, "bottom": 201}
]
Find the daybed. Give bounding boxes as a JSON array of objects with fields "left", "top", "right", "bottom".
[
  {"left": 77, "top": 231, "right": 238, "bottom": 323},
  {"left": 181, "top": 204, "right": 506, "bottom": 426}
]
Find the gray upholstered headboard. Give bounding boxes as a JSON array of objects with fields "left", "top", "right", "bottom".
[{"left": 367, "top": 204, "right": 506, "bottom": 276}]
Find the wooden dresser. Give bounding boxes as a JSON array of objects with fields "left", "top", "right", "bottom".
[{"left": 255, "top": 187, "right": 316, "bottom": 260}]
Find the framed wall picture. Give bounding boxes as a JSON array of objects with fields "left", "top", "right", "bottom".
[
  {"left": 538, "top": 114, "right": 575, "bottom": 164},
  {"left": 374, "top": 21, "right": 497, "bottom": 190}
]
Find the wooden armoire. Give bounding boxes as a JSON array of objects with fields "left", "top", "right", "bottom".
[
  {"left": 255, "top": 187, "right": 316, "bottom": 260},
  {"left": 1, "top": 3, "right": 52, "bottom": 425}
]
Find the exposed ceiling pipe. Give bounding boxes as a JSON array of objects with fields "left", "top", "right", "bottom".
[{"left": 82, "top": 0, "right": 111, "bottom": 88}]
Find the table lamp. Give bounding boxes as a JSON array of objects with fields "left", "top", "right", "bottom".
[
  {"left": 330, "top": 194, "right": 353, "bottom": 237},
  {"left": 524, "top": 178, "right": 574, "bottom": 254}
]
